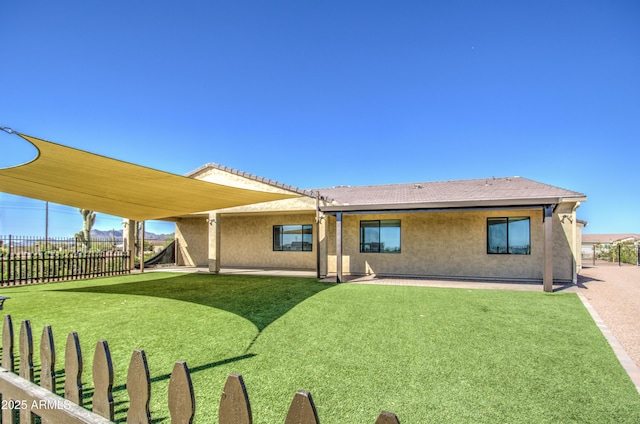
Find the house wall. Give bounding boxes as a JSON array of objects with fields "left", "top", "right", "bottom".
[
  {"left": 176, "top": 165, "right": 318, "bottom": 269},
  {"left": 325, "top": 208, "right": 575, "bottom": 282},
  {"left": 220, "top": 213, "right": 317, "bottom": 270},
  {"left": 177, "top": 204, "right": 577, "bottom": 281},
  {"left": 553, "top": 202, "right": 579, "bottom": 281},
  {"left": 175, "top": 217, "right": 208, "bottom": 266}
]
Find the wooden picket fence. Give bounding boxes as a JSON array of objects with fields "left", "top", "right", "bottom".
[{"left": 0, "top": 315, "right": 401, "bottom": 423}]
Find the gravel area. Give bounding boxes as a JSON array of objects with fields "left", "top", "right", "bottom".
[{"left": 577, "top": 265, "right": 640, "bottom": 368}]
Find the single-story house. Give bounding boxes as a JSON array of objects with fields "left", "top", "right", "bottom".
[
  {"left": 173, "top": 164, "right": 587, "bottom": 291},
  {"left": 581, "top": 234, "right": 640, "bottom": 260}
]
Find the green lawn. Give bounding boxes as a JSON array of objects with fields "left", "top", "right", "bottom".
[{"left": 1, "top": 273, "right": 639, "bottom": 423}]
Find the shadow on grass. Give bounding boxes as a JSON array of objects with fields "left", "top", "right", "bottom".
[{"left": 54, "top": 273, "right": 334, "bottom": 331}]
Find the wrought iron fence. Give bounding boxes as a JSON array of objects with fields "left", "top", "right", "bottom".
[
  {"left": 0, "top": 235, "right": 121, "bottom": 256},
  {"left": 0, "top": 235, "right": 129, "bottom": 285},
  {"left": 582, "top": 242, "right": 640, "bottom": 266},
  {"left": 0, "top": 250, "right": 130, "bottom": 286}
]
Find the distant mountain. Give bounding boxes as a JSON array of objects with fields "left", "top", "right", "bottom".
[{"left": 90, "top": 229, "right": 173, "bottom": 240}]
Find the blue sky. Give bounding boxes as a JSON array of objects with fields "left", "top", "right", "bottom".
[{"left": 1, "top": 0, "right": 639, "bottom": 237}]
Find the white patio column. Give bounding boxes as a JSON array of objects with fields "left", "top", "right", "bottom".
[
  {"left": 543, "top": 205, "right": 554, "bottom": 292},
  {"left": 123, "top": 219, "right": 136, "bottom": 270},
  {"left": 208, "top": 212, "right": 221, "bottom": 273}
]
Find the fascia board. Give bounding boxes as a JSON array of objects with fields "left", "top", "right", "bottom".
[{"left": 319, "top": 196, "right": 585, "bottom": 214}]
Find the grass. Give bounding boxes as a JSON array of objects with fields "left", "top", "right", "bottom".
[{"left": 1, "top": 273, "right": 639, "bottom": 423}]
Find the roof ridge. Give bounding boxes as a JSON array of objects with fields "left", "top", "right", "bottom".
[{"left": 187, "top": 163, "right": 314, "bottom": 197}]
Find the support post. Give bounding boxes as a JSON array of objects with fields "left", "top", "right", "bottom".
[
  {"left": 123, "top": 220, "right": 136, "bottom": 270},
  {"left": 140, "top": 221, "right": 145, "bottom": 273},
  {"left": 618, "top": 244, "right": 621, "bottom": 267},
  {"left": 543, "top": 205, "right": 554, "bottom": 292},
  {"left": 336, "top": 212, "right": 342, "bottom": 283},
  {"left": 208, "top": 212, "right": 221, "bottom": 273},
  {"left": 316, "top": 193, "right": 321, "bottom": 279}
]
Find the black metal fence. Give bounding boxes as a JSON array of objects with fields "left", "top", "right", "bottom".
[
  {"left": 0, "top": 251, "right": 130, "bottom": 286},
  {"left": 582, "top": 242, "right": 640, "bottom": 266},
  {"left": 0, "top": 235, "right": 130, "bottom": 285},
  {"left": 0, "top": 234, "right": 121, "bottom": 255}
]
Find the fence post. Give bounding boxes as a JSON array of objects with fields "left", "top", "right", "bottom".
[
  {"left": 618, "top": 243, "right": 623, "bottom": 265},
  {"left": 2, "top": 314, "right": 16, "bottom": 424},
  {"left": 40, "top": 325, "right": 56, "bottom": 391},
  {"left": 219, "top": 374, "right": 252, "bottom": 424},
  {"left": 2, "top": 314, "right": 15, "bottom": 371},
  {"left": 168, "top": 361, "right": 195, "bottom": 423},
  {"left": 126, "top": 349, "right": 152, "bottom": 424},
  {"left": 375, "top": 411, "right": 401, "bottom": 424},
  {"left": 284, "top": 390, "right": 320, "bottom": 424},
  {"left": 64, "top": 331, "right": 83, "bottom": 406},
  {"left": 92, "top": 340, "right": 115, "bottom": 420},
  {"left": 40, "top": 325, "right": 56, "bottom": 424},
  {"left": 19, "top": 320, "right": 34, "bottom": 382},
  {"left": 19, "top": 320, "right": 35, "bottom": 424}
]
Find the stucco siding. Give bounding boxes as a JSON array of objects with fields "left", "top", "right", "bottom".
[
  {"left": 552, "top": 203, "right": 579, "bottom": 282},
  {"left": 178, "top": 207, "right": 576, "bottom": 281},
  {"left": 327, "top": 209, "right": 560, "bottom": 281},
  {"left": 221, "top": 213, "right": 317, "bottom": 269},
  {"left": 175, "top": 217, "right": 208, "bottom": 266}
]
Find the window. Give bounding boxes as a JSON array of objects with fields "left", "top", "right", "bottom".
[
  {"left": 360, "top": 220, "right": 401, "bottom": 253},
  {"left": 273, "top": 225, "right": 313, "bottom": 251},
  {"left": 487, "top": 217, "right": 530, "bottom": 254}
]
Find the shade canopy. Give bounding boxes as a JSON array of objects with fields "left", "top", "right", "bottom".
[{"left": 0, "top": 132, "right": 299, "bottom": 221}]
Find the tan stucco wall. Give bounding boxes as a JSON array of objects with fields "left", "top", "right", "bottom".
[
  {"left": 177, "top": 205, "right": 578, "bottom": 281},
  {"left": 192, "top": 167, "right": 293, "bottom": 193},
  {"left": 178, "top": 165, "right": 319, "bottom": 269},
  {"left": 191, "top": 166, "right": 316, "bottom": 214},
  {"left": 325, "top": 208, "right": 575, "bottom": 282},
  {"left": 553, "top": 202, "right": 580, "bottom": 282},
  {"left": 175, "top": 217, "right": 208, "bottom": 266},
  {"left": 221, "top": 213, "right": 317, "bottom": 270},
  {"left": 576, "top": 221, "right": 585, "bottom": 269}
]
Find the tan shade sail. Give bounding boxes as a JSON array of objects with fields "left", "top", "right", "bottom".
[{"left": 0, "top": 133, "right": 299, "bottom": 221}]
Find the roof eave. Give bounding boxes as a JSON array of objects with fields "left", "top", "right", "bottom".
[{"left": 320, "top": 196, "right": 587, "bottom": 213}]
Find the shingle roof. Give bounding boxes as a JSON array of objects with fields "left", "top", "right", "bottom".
[
  {"left": 582, "top": 234, "right": 640, "bottom": 243},
  {"left": 317, "top": 176, "right": 586, "bottom": 210},
  {"left": 188, "top": 163, "right": 586, "bottom": 212}
]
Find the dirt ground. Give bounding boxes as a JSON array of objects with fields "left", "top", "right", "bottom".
[{"left": 577, "top": 265, "right": 640, "bottom": 368}]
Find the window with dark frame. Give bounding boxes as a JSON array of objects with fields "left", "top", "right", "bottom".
[
  {"left": 360, "top": 220, "right": 401, "bottom": 253},
  {"left": 487, "top": 217, "right": 530, "bottom": 254},
  {"left": 273, "top": 224, "right": 313, "bottom": 251}
]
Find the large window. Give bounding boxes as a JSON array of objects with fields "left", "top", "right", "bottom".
[
  {"left": 273, "top": 225, "right": 313, "bottom": 251},
  {"left": 360, "top": 220, "right": 401, "bottom": 253},
  {"left": 487, "top": 217, "right": 530, "bottom": 254}
]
